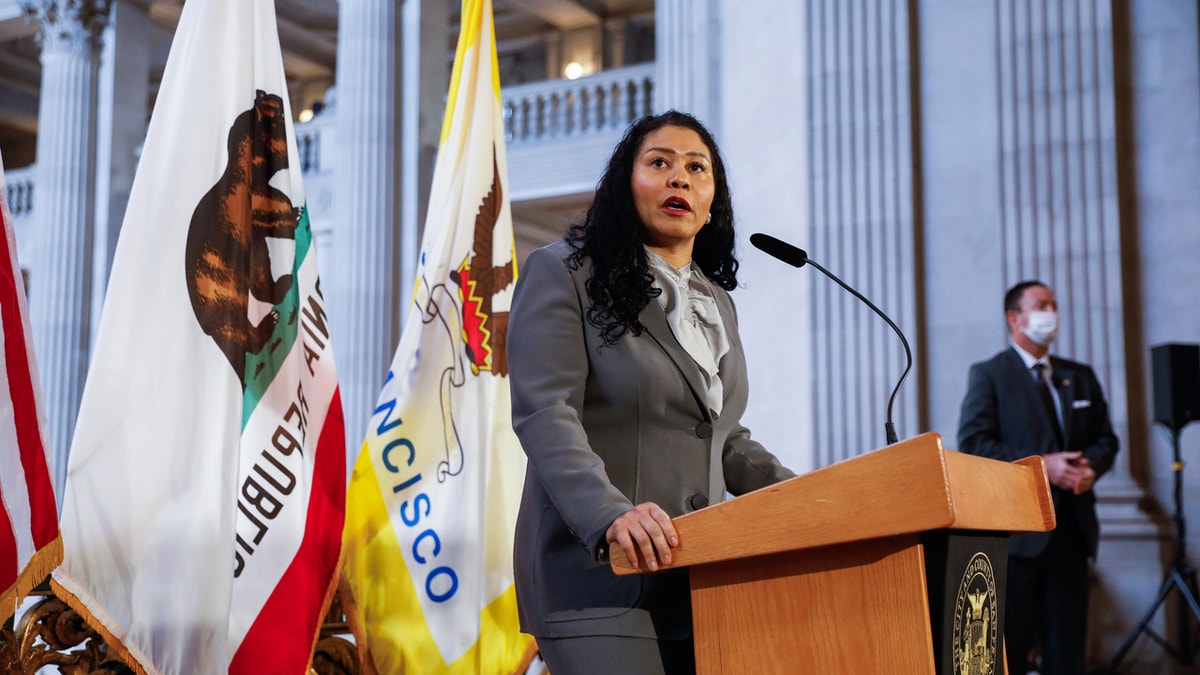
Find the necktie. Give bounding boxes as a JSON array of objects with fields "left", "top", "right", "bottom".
[{"left": 1033, "top": 362, "right": 1064, "bottom": 449}]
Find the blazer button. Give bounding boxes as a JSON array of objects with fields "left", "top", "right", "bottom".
[
  {"left": 694, "top": 422, "right": 713, "bottom": 439},
  {"left": 688, "top": 493, "right": 709, "bottom": 510}
]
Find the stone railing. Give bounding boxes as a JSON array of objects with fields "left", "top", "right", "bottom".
[
  {"left": 295, "top": 110, "right": 337, "bottom": 177},
  {"left": 502, "top": 62, "right": 654, "bottom": 144},
  {"left": 2, "top": 65, "right": 657, "bottom": 227},
  {"left": 4, "top": 165, "right": 34, "bottom": 219},
  {"left": 297, "top": 127, "right": 321, "bottom": 174},
  {"left": 0, "top": 580, "right": 359, "bottom": 674}
]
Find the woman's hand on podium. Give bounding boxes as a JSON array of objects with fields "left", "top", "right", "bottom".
[{"left": 606, "top": 502, "right": 679, "bottom": 572}]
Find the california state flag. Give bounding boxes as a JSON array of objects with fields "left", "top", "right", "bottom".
[
  {"left": 341, "top": 0, "right": 534, "bottom": 672},
  {"left": 51, "top": 0, "right": 344, "bottom": 672}
]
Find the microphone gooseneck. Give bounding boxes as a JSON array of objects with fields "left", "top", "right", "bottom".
[{"left": 750, "top": 232, "right": 913, "bottom": 445}]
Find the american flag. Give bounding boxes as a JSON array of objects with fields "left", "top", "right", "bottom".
[{"left": 0, "top": 148, "right": 61, "bottom": 619}]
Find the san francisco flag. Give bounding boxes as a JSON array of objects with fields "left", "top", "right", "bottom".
[
  {"left": 341, "top": 0, "right": 534, "bottom": 672},
  {"left": 50, "top": 0, "right": 344, "bottom": 672},
  {"left": 1, "top": 150, "right": 61, "bottom": 618}
]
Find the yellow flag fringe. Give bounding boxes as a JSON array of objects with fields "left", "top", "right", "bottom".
[
  {"left": 306, "top": 547, "right": 347, "bottom": 672},
  {"left": 337, "top": 575, "right": 380, "bottom": 675},
  {"left": 0, "top": 535, "right": 61, "bottom": 621}
]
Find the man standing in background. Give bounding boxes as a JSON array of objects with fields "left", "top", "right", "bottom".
[{"left": 958, "top": 280, "right": 1119, "bottom": 675}]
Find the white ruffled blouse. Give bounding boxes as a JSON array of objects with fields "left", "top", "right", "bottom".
[{"left": 645, "top": 248, "right": 731, "bottom": 415}]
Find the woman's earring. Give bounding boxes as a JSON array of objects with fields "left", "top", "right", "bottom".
[{"left": 705, "top": 213, "right": 712, "bottom": 225}]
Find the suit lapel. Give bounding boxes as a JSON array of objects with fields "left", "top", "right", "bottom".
[
  {"left": 639, "top": 299, "right": 713, "bottom": 422},
  {"left": 1051, "top": 357, "right": 1075, "bottom": 450}
]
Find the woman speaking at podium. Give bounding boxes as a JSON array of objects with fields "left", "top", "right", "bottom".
[{"left": 507, "top": 111, "right": 795, "bottom": 675}]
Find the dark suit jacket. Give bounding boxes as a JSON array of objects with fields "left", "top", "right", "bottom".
[
  {"left": 508, "top": 242, "right": 794, "bottom": 640},
  {"left": 958, "top": 347, "right": 1119, "bottom": 558}
]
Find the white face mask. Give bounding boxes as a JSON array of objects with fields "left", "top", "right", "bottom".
[{"left": 1022, "top": 310, "right": 1059, "bottom": 346}]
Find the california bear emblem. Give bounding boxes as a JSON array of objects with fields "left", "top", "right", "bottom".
[{"left": 185, "top": 90, "right": 297, "bottom": 386}]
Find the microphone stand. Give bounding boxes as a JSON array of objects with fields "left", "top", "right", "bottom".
[
  {"left": 801, "top": 257, "right": 913, "bottom": 445},
  {"left": 749, "top": 232, "right": 913, "bottom": 446},
  {"left": 1104, "top": 423, "right": 1200, "bottom": 673}
]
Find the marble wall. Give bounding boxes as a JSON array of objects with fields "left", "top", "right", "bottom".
[{"left": 717, "top": 0, "right": 1200, "bottom": 669}]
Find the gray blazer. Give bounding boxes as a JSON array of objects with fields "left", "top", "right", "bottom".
[
  {"left": 957, "top": 347, "right": 1119, "bottom": 558},
  {"left": 508, "top": 241, "right": 794, "bottom": 640}
]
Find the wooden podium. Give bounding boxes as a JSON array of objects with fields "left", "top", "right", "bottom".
[{"left": 609, "top": 432, "right": 1055, "bottom": 674}]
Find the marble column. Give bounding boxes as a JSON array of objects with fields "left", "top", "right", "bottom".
[
  {"left": 655, "top": 0, "right": 718, "bottom": 125},
  {"left": 992, "top": 0, "right": 1135, "bottom": 483},
  {"left": 91, "top": 0, "right": 150, "bottom": 343},
  {"left": 990, "top": 5, "right": 1158, "bottom": 613},
  {"left": 803, "top": 0, "right": 919, "bottom": 464},
  {"left": 399, "top": 0, "right": 447, "bottom": 307},
  {"left": 24, "top": 0, "right": 110, "bottom": 492},
  {"left": 329, "top": 0, "right": 401, "bottom": 459}
]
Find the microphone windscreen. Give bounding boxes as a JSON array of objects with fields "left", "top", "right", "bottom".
[{"left": 750, "top": 233, "right": 808, "bottom": 268}]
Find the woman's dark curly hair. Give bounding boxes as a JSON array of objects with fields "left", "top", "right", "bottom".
[{"left": 567, "top": 110, "right": 739, "bottom": 346}]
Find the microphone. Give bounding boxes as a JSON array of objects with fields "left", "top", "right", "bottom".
[
  {"left": 749, "top": 232, "right": 913, "bottom": 445},
  {"left": 748, "top": 232, "right": 808, "bottom": 267}
]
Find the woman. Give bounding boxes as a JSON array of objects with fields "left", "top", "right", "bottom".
[{"left": 507, "top": 111, "right": 794, "bottom": 675}]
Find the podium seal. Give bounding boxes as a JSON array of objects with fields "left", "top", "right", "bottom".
[{"left": 952, "top": 552, "right": 998, "bottom": 675}]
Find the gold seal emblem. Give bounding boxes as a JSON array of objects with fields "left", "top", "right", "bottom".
[{"left": 952, "top": 552, "right": 998, "bottom": 675}]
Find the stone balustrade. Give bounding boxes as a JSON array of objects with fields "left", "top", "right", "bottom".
[
  {"left": 2, "top": 63, "right": 656, "bottom": 227},
  {"left": 503, "top": 63, "right": 654, "bottom": 144},
  {"left": 4, "top": 166, "right": 35, "bottom": 220},
  {"left": 297, "top": 126, "right": 322, "bottom": 175}
]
